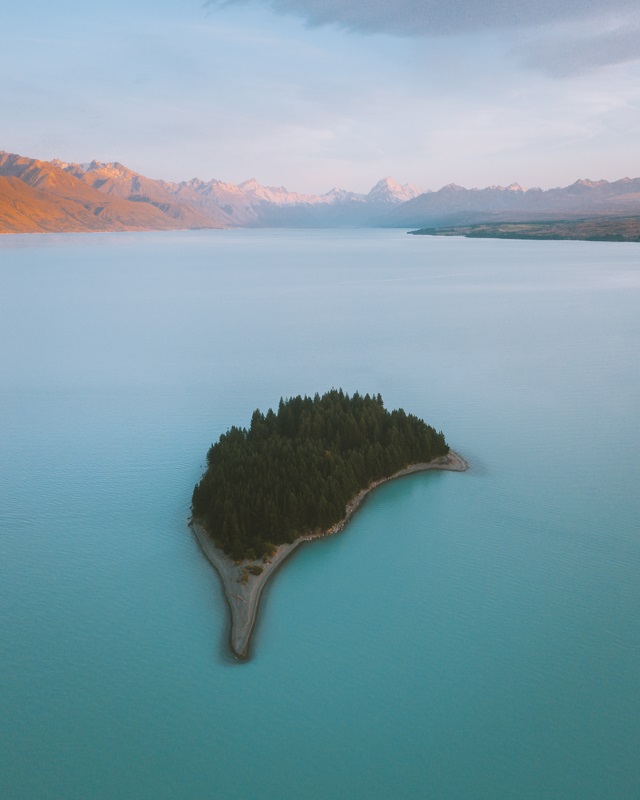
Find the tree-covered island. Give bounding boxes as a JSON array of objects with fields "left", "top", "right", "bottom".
[
  {"left": 191, "top": 390, "right": 467, "bottom": 659},
  {"left": 192, "top": 390, "right": 450, "bottom": 561}
]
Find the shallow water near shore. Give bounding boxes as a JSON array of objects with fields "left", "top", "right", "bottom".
[{"left": 1, "top": 229, "right": 638, "bottom": 799}]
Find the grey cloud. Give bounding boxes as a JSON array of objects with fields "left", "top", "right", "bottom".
[
  {"left": 519, "top": 25, "right": 640, "bottom": 76},
  {"left": 207, "top": 0, "right": 639, "bottom": 36}
]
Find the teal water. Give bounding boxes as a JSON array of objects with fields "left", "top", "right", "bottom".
[{"left": 1, "top": 229, "right": 638, "bottom": 799}]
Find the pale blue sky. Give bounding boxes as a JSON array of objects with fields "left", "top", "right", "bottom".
[{"left": 1, "top": 0, "right": 639, "bottom": 192}]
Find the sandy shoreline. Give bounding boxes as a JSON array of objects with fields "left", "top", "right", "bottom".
[{"left": 191, "top": 449, "right": 469, "bottom": 660}]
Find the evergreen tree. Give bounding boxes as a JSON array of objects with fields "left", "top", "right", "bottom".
[{"left": 192, "top": 390, "right": 448, "bottom": 559}]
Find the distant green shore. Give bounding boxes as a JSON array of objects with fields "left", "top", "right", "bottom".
[{"left": 409, "top": 215, "right": 640, "bottom": 243}]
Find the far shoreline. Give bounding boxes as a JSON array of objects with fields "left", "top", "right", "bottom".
[
  {"left": 408, "top": 217, "right": 640, "bottom": 243},
  {"left": 191, "top": 449, "right": 469, "bottom": 661}
]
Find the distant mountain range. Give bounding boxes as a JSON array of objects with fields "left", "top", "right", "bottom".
[
  {"left": 2, "top": 149, "right": 640, "bottom": 235},
  {"left": 386, "top": 179, "right": 640, "bottom": 228}
]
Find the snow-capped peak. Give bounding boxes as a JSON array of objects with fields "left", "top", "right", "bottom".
[{"left": 366, "top": 177, "right": 421, "bottom": 204}]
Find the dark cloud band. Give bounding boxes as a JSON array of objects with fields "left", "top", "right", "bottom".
[{"left": 207, "top": 0, "right": 638, "bottom": 36}]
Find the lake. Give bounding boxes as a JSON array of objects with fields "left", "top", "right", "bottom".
[{"left": 1, "top": 229, "right": 638, "bottom": 799}]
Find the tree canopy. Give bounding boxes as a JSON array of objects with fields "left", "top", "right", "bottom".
[{"left": 192, "top": 390, "right": 448, "bottom": 560}]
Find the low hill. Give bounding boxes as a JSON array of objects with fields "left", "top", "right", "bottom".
[{"left": 408, "top": 215, "right": 640, "bottom": 242}]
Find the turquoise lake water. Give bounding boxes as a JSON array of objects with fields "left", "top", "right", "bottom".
[{"left": 1, "top": 229, "right": 638, "bottom": 799}]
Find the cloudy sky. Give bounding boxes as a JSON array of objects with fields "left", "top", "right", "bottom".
[{"left": 2, "top": 0, "right": 639, "bottom": 192}]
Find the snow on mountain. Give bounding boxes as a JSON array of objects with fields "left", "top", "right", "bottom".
[
  {"left": 235, "top": 179, "right": 314, "bottom": 205},
  {"left": 366, "top": 177, "right": 421, "bottom": 204},
  {"left": 319, "top": 187, "right": 365, "bottom": 204},
  {"left": 159, "top": 174, "right": 419, "bottom": 226}
]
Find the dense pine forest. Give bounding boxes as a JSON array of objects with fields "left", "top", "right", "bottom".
[{"left": 192, "top": 390, "right": 449, "bottom": 560}]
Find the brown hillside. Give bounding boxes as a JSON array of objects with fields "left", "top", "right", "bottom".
[
  {"left": 59, "top": 159, "right": 223, "bottom": 228},
  {"left": 0, "top": 176, "right": 114, "bottom": 233},
  {"left": 0, "top": 152, "right": 222, "bottom": 233}
]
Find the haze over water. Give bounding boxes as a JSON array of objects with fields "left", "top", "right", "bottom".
[{"left": 1, "top": 229, "right": 638, "bottom": 799}]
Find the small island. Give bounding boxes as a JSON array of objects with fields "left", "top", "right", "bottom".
[
  {"left": 190, "top": 390, "right": 468, "bottom": 659},
  {"left": 408, "top": 215, "right": 640, "bottom": 242}
]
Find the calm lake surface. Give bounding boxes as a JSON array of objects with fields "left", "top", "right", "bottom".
[{"left": 1, "top": 229, "right": 638, "bottom": 799}]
